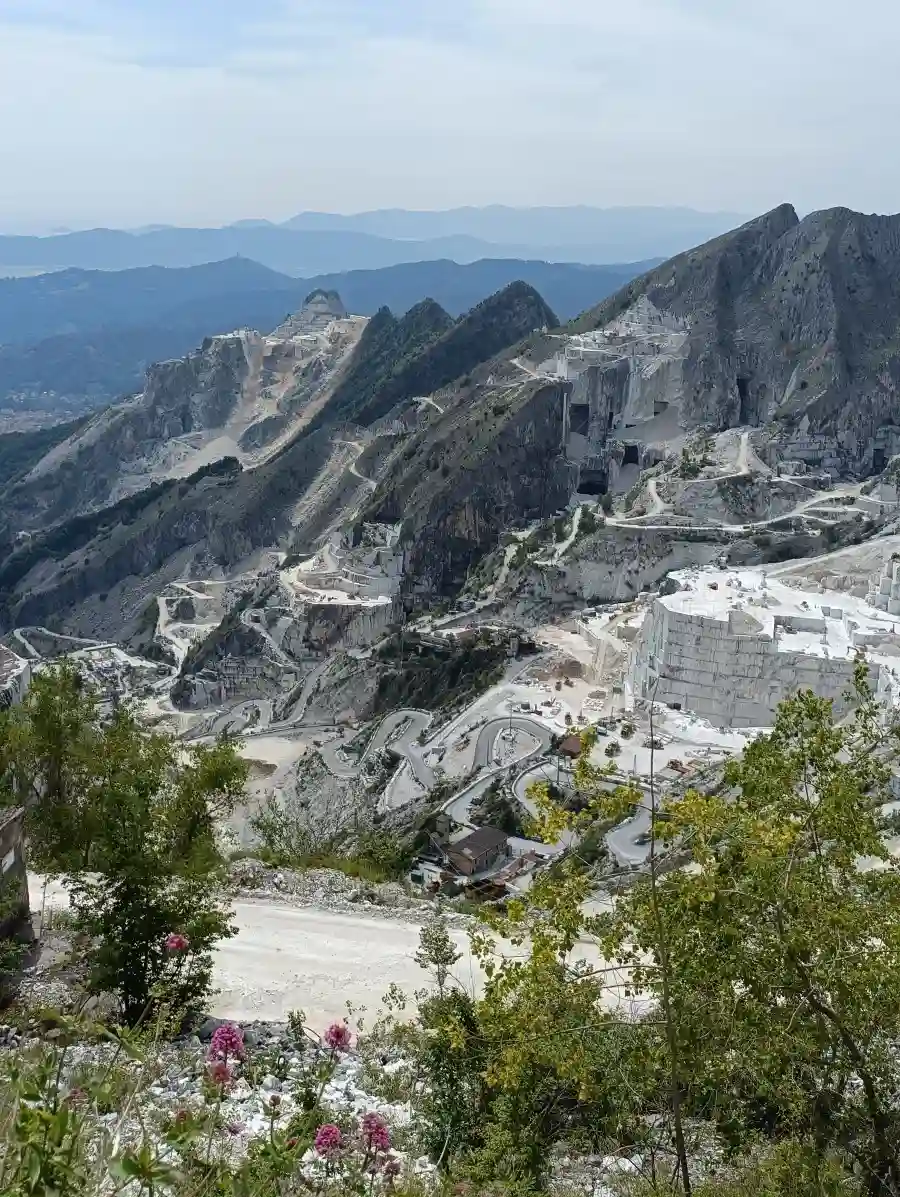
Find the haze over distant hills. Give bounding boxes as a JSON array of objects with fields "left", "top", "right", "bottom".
[
  {"left": 0, "top": 255, "right": 654, "bottom": 420},
  {"left": 281, "top": 205, "right": 747, "bottom": 256},
  {"left": 0, "top": 206, "right": 744, "bottom": 277}
]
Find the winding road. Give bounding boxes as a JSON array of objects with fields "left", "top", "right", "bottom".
[
  {"left": 336, "top": 439, "right": 377, "bottom": 491},
  {"left": 320, "top": 710, "right": 435, "bottom": 788}
]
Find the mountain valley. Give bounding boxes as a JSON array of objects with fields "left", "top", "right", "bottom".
[{"left": 7, "top": 201, "right": 900, "bottom": 881}]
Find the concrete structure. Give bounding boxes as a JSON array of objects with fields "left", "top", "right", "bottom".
[
  {"left": 0, "top": 807, "right": 29, "bottom": 940},
  {"left": 0, "top": 646, "right": 31, "bottom": 709},
  {"left": 629, "top": 568, "right": 900, "bottom": 728}
]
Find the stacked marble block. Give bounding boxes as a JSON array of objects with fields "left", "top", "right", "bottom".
[
  {"left": 867, "top": 557, "right": 900, "bottom": 615},
  {"left": 630, "top": 601, "right": 865, "bottom": 729}
]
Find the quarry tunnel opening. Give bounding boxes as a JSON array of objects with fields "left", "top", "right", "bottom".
[
  {"left": 569, "top": 405, "right": 589, "bottom": 437},
  {"left": 577, "top": 475, "right": 608, "bottom": 496}
]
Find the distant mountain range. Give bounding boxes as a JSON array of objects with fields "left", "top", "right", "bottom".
[
  {"left": 0, "top": 206, "right": 744, "bottom": 277},
  {"left": 0, "top": 256, "right": 654, "bottom": 417},
  {"left": 280, "top": 205, "right": 747, "bottom": 257}
]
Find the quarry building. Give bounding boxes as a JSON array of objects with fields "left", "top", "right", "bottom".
[{"left": 629, "top": 567, "right": 900, "bottom": 729}]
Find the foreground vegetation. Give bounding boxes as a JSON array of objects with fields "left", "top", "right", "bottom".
[{"left": 1, "top": 663, "right": 900, "bottom": 1194}]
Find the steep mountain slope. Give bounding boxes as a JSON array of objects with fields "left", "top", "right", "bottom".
[
  {"left": 14, "top": 204, "right": 900, "bottom": 642},
  {"left": 565, "top": 204, "right": 900, "bottom": 474},
  {"left": 365, "top": 368, "right": 574, "bottom": 591},
  {"left": 311, "top": 282, "right": 556, "bottom": 432},
  {"left": 1, "top": 295, "right": 366, "bottom": 530},
  {"left": 0, "top": 281, "right": 562, "bottom": 632},
  {"left": 309, "top": 300, "right": 454, "bottom": 432}
]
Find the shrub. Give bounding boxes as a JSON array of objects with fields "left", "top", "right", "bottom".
[{"left": 0, "top": 664, "right": 248, "bottom": 1024}]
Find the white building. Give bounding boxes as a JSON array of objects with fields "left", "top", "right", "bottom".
[{"left": 629, "top": 568, "right": 900, "bottom": 729}]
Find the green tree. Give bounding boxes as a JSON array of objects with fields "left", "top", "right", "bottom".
[
  {"left": 0, "top": 662, "right": 100, "bottom": 867},
  {"left": 0, "top": 664, "right": 248, "bottom": 1025},
  {"left": 415, "top": 912, "right": 461, "bottom": 997},
  {"left": 596, "top": 670, "right": 900, "bottom": 1194}
]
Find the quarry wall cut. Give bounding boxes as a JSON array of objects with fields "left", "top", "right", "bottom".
[{"left": 628, "top": 567, "right": 900, "bottom": 729}]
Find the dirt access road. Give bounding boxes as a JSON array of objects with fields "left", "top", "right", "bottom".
[
  {"left": 29, "top": 876, "right": 483, "bottom": 1031},
  {"left": 29, "top": 880, "right": 636, "bottom": 1032}
]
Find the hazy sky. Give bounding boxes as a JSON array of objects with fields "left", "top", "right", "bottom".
[{"left": 2, "top": 0, "right": 898, "bottom": 231}]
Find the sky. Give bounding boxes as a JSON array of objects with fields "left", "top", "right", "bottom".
[{"left": 1, "top": 0, "right": 898, "bottom": 231}]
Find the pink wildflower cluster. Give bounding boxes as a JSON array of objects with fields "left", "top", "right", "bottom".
[
  {"left": 323, "top": 1021, "right": 352, "bottom": 1052},
  {"left": 164, "top": 932, "right": 190, "bottom": 952},
  {"left": 314, "top": 1123, "right": 343, "bottom": 1158},
  {"left": 207, "top": 1023, "right": 245, "bottom": 1062},
  {"left": 361, "top": 1112, "right": 391, "bottom": 1154}
]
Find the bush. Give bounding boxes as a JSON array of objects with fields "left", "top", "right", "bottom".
[{"left": 0, "top": 663, "right": 248, "bottom": 1024}]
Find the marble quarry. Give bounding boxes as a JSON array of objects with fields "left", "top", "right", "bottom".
[{"left": 629, "top": 567, "right": 900, "bottom": 728}]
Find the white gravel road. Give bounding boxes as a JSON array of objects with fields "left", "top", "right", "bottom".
[
  {"left": 29, "top": 881, "right": 637, "bottom": 1032},
  {"left": 28, "top": 878, "right": 486, "bottom": 1033},
  {"left": 212, "top": 901, "right": 486, "bottom": 1030}
]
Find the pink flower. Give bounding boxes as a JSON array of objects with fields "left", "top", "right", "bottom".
[
  {"left": 207, "top": 1023, "right": 245, "bottom": 1062},
  {"left": 361, "top": 1112, "right": 391, "bottom": 1153},
  {"left": 164, "top": 932, "right": 190, "bottom": 952},
  {"left": 207, "top": 1060, "right": 233, "bottom": 1088},
  {"left": 323, "top": 1021, "right": 352, "bottom": 1052},
  {"left": 314, "top": 1124, "right": 343, "bottom": 1157}
]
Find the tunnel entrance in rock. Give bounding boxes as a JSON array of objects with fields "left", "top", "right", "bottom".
[
  {"left": 873, "top": 448, "right": 886, "bottom": 473},
  {"left": 623, "top": 443, "right": 640, "bottom": 466},
  {"left": 569, "top": 405, "right": 589, "bottom": 436},
  {"left": 578, "top": 474, "right": 607, "bottom": 496}
]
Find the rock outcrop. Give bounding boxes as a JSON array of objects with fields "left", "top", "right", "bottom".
[
  {"left": 0, "top": 299, "right": 367, "bottom": 532},
  {"left": 563, "top": 205, "right": 900, "bottom": 478}
]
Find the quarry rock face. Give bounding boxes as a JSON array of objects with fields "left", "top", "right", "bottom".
[
  {"left": 567, "top": 205, "right": 900, "bottom": 479},
  {"left": 4, "top": 334, "right": 249, "bottom": 528}
]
